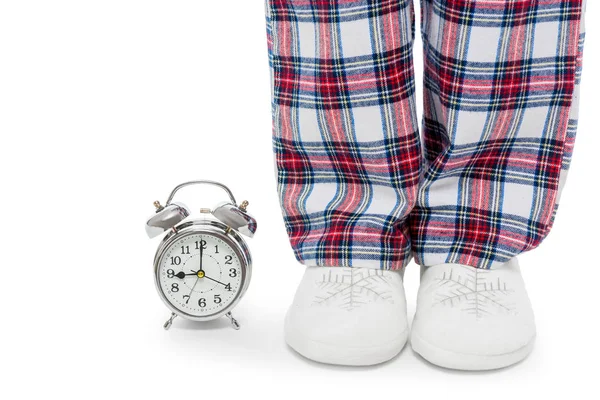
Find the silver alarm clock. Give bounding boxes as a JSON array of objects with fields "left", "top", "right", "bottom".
[{"left": 145, "top": 181, "right": 256, "bottom": 330}]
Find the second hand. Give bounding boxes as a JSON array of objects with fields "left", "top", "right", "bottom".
[{"left": 186, "top": 277, "right": 200, "bottom": 300}]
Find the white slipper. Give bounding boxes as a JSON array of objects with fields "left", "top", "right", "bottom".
[
  {"left": 285, "top": 266, "right": 409, "bottom": 366},
  {"left": 411, "top": 258, "right": 536, "bottom": 370}
]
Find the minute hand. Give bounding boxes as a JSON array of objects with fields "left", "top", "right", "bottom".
[{"left": 199, "top": 244, "right": 203, "bottom": 272}]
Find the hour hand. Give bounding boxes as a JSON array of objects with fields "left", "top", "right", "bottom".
[{"left": 173, "top": 271, "right": 196, "bottom": 279}]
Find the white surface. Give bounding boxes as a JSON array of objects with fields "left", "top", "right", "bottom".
[
  {"left": 0, "top": 1, "right": 598, "bottom": 399},
  {"left": 411, "top": 259, "right": 536, "bottom": 370},
  {"left": 285, "top": 267, "right": 408, "bottom": 366}
]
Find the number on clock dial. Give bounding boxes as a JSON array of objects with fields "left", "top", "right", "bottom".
[{"left": 159, "top": 233, "right": 242, "bottom": 317}]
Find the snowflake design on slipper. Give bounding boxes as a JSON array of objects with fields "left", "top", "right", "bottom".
[
  {"left": 432, "top": 265, "right": 516, "bottom": 318},
  {"left": 312, "top": 268, "right": 395, "bottom": 311}
]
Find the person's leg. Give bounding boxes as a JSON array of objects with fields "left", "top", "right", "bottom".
[
  {"left": 411, "top": 0, "right": 586, "bottom": 370},
  {"left": 266, "top": 0, "right": 419, "bottom": 365},
  {"left": 412, "top": 0, "right": 586, "bottom": 268}
]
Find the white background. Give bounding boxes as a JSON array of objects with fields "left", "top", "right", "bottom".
[{"left": 1, "top": 1, "right": 598, "bottom": 399}]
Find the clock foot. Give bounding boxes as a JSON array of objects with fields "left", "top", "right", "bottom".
[
  {"left": 163, "top": 312, "right": 177, "bottom": 330},
  {"left": 226, "top": 312, "right": 240, "bottom": 330}
]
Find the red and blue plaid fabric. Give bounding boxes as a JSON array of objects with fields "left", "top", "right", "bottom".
[{"left": 266, "top": 0, "right": 586, "bottom": 270}]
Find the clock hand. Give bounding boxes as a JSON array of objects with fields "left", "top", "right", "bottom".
[
  {"left": 186, "top": 276, "right": 200, "bottom": 298},
  {"left": 199, "top": 244, "right": 204, "bottom": 272},
  {"left": 173, "top": 271, "right": 198, "bottom": 279},
  {"left": 204, "top": 275, "right": 228, "bottom": 287}
]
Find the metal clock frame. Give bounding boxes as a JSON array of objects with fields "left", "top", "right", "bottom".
[{"left": 153, "top": 219, "right": 252, "bottom": 330}]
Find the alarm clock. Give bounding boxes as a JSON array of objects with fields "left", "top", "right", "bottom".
[{"left": 145, "top": 180, "right": 256, "bottom": 330}]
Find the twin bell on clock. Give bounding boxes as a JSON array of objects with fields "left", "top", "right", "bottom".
[{"left": 145, "top": 180, "right": 257, "bottom": 331}]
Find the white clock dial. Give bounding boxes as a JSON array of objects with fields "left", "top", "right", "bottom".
[{"left": 157, "top": 233, "right": 243, "bottom": 318}]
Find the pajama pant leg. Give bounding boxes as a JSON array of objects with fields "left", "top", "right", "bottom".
[
  {"left": 410, "top": 0, "right": 586, "bottom": 269},
  {"left": 266, "top": 0, "right": 421, "bottom": 270},
  {"left": 266, "top": 0, "right": 586, "bottom": 271}
]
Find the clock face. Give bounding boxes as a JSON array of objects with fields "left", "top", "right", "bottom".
[{"left": 157, "top": 232, "right": 244, "bottom": 318}]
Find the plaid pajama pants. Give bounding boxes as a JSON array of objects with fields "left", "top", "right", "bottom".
[{"left": 265, "top": 0, "right": 586, "bottom": 270}]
